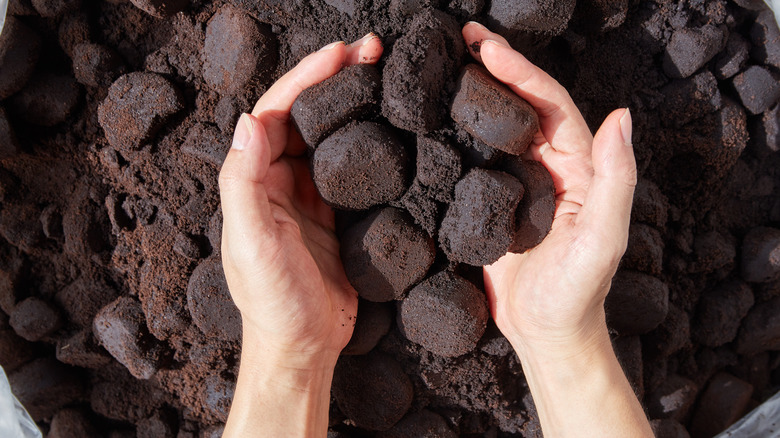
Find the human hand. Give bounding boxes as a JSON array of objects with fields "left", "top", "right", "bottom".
[
  {"left": 463, "top": 22, "right": 652, "bottom": 438},
  {"left": 218, "top": 34, "right": 383, "bottom": 370},
  {"left": 462, "top": 23, "right": 637, "bottom": 357}
]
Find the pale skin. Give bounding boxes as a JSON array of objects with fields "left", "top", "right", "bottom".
[{"left": 219, "top": 23, "right": 653, "bottom": 438}]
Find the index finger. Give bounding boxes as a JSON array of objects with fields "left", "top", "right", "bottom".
[
  {"left": 462, "top": 22, "right": 593, "bottom": 155},
  {"left": 251, "top": 36, "right": 384, "bottom": 160}
]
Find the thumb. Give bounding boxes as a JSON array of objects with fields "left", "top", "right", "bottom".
[
  {"left": 576, "top": 108, "right": 637, "bottom": 251},
  {"left": 218, "top": 113, "right": 275, "bottom": 258}
]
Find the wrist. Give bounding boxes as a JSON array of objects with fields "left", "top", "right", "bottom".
[
  {"left": 224, "top": 329, "right": 338, "bottom": 438},
  {"left": 506, "top": 304, "right": 610, "bottom": 363},
  {"left": 240, "top": 328, "right": 341, "bottom": 379}
]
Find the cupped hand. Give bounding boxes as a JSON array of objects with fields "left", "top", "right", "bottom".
[
  {"left": 218, "top": 34, "right": 383, "bottom": 368},
  {"left": 462, "top": 23, "right": 638, "bottom": 356}
]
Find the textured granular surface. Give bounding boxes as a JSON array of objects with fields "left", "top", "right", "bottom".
[
  {"left": 500, "top": 158, "right": 556, "bottom": 253},
  {"left": 486, "top": 0, "right": 576, "bottom": 36},
  {"left": 398, "top": 271, "right": 489, "bottom": 357},
  {"left": 333, "top": 352, "right": 414, "bottom": 431},
  {"left": 93, "top": 296, "right": 165, "bottom": 380},
  {"left": 0, "top": 16, "right": 41, "bottom": 99},
  {"left": 438, "top": 168, "right": 525, "bottom": 266},
  {"left": 291, "top": 64, "right": 381, "bottom": 146},
  {"left": 341, "top": 207, "right": 436, "bottom": 302},
  {"left": 381, "top": 10, "right": 464, "bottom": 133},
  {"left": 312, "top": 121, "right": 411, "bottom": 210},
  {"left": 2, "top": 0, "right": 780, "bottom": 436},
  {"left": 97, "top": 72, "right": 184, "bottom": 150},
  {"left": 202, "top": 5, "right": 277, "bottom": 96},
  {"left": 451, "top": 64, "right": 539, "bottom": 155},
  {"left": 186, "top": 258, "right": 241, "bottom": 342}
]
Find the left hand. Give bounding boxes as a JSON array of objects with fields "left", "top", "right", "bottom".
[{"left": 218, "top": 34, "right": 384, "bottom": 369}]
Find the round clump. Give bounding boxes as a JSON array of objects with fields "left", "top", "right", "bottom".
[
  {"left": 341, "top": 207, "right": 436, "bottom": 302},
  {"left": 438, "top": 168, "right": 525, "bottom": 266},
  {"left": 450, "top": 64, "right": 539, "bottom": 155},
  {"left": 333, "top": 352, "right": 414, "bottom": 431},
  {"left": 11, "top": 73, "right": 82, "bottom": 127},
  {"left": 500, "top": 158, "right": 556, "bottom": 253},
  {"left": 0, "top": 16, "right": 41, "bottom": 100},
  {"left": 202, "top": 6, "right": 277, "bottom": 95},
  {"left": 291, "top": 64, "right": 381, "bottom": 146},
  {"left": 605, "top": 270, "right": 670, "bottom": 335},
  {"left": 343, "top": 300, "right": 394, "bottom": 355},
  {"left": 97, "top": 72, "right": 184, "bottom": 151},
  {"left": 72, "top": 43, "right": 126, "bottom": 88},
  {"left": 398, "top": 271, "right": 489, "bottom": 357},
  {"left": 186, "top": 258, "right": 241, "bottom": 342},
  {"left": 486, "top": 0, "right": 576, "bottom": 35},
  {"left": 9, "top": 297, "right": 62, "bottom": 342},
  {"left": 382, "top": 10, "right": 464, "bottom": 133},
  {"left": 312, "top": 122, "right": 411, "bottom": 210}
]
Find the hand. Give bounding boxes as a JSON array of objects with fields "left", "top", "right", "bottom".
[
  {"left": 463, "top": 22, "right": 652, "bottom": 438},
  {"left": 220, "top": 35, "right": 384, "bottom": 438},
  {"left": 219, "top": 35, "right": 382, "bottom": 367},
  {"left": 462, "top": 23, "right": 637, "bottom": 356}
]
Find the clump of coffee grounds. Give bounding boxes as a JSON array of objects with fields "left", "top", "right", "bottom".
[{"left": 1, "top": 0, "right": 780, "bottom": 436}]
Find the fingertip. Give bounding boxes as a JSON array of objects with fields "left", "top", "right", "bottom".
[{"left": 346, "top": 33, "right": 383, "bottom": 65}]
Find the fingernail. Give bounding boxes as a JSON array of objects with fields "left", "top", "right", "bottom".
[
  {"left": 483, "top": 39, "right": 508, "bottom": 49},
  {"left": 232, "top": 113, "right": 254, "bottom": 150},
  {"left": 619, "top": 108, "right": 632, "bottom": 146},
  {"left": 318, "top": 41, "right": 344, "bottom": 52},
  {"left": 467, "top": 21, "right": 488, "bottom": 31},
  {"left": 352, "top": 32, "right": 377, "bottom": 47}
]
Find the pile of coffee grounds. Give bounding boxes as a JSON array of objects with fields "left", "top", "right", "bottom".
[{"left": 1, "top": 0, "right": 780, "bottom": 436}]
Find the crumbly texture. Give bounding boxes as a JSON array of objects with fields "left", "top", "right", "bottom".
[
  {"left": 732, "top": 65, "right": 780, "bottom": 115},
  {"left": 382, "top": 10, "right": 464, "bottom": 132},
  {"left": 398, "top": 271, "right": 489, "bottom": 357},
  {"left": 661, "top": 71, "right": 722, "bottom": 128},
  {"left": 486, "top": 0, "right": 576, "bottom": 35},
  {"left": 186, "top": 258, "right": 241, "bottom": 342},
  {"left": 72, "top": 43, "right": 126, "bottom": 88},
  {"left": 291, "top": 64, "right": 381, "bottom": 146},
  {"left": 129, "top": 0, "right": 188, "bottom": 18},
  {"left": 450, "top": 64, "right": 539, "bottom": 155},
  {"left": 341, "top": 207, "right": 436, "bottom": 302},
  {"left": 605, "top": 270, "right": 670, "bottom": 335},
  {"left": 332, "top": 352, "right": 414, "bottom": 431},
  {"left": 3, "top": 1, "right": 780, "bottom": 436},
  {"left": 692, "top": 280, "right": 754, "bottom": 347},
  {"left": 500, "top": 158, "right": 555, "bottom": 253},
  {"left": 438, "top": 168, "right": 524, "bottom": 266},
  {"left": 93, "top": 296, "right": 165, "bottom": 380},
  {"left": 312, "top": 122, "right": 411, "bottom": 210},
  {"left": 202, "top": 6, "right": 277, "bottom": 95},
  {"left": 663, "top": 25, "right": 727, "bottom": 79},
  {"left": 98, "top": 72, "right": 184, "bottom": 151}
]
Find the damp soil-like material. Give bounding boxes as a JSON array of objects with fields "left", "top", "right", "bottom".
[{"left": 1, "top": 0, "right": 780, "bottom": 437}]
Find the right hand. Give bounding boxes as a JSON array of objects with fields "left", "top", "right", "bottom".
[{"left": 463, "top": 23, "right": 638, "bottom": 357}]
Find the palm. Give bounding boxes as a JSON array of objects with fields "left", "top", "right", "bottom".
[{"left": 240, "top": 155, "right": 357, "bottom": 355}]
